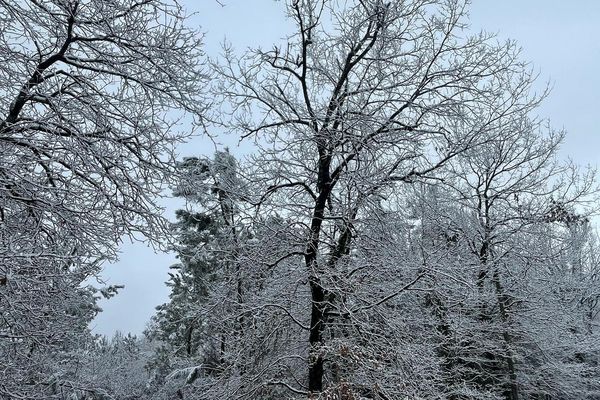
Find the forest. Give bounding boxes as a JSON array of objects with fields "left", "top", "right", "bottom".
[{"left": 0, "top": 0, "right": 599, "bottom": 399}]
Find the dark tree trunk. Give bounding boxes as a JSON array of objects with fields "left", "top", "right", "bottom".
[{"left": 306, "top": 154, "right": 333, "bottom": 394}]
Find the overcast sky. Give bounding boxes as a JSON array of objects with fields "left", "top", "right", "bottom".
[{"left": 90, "top": 0, "right": 600, "bottom": 337}]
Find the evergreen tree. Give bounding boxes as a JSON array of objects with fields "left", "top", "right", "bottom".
[{"left": 146, "top": 150, "right": 247, "bottom": 395}]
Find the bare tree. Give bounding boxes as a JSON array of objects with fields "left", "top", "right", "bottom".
[
  {"left": 410, "top": 110, "right": 599, "bottom": 399},
  {"left": 0, "top": 0, "right": 207, "bottom": 397},
  {"left": 210, "top": 0, "right": 551, "bottom": 397}
]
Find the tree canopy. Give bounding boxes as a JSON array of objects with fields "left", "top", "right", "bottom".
[{"left": 1, "top": 1, "right": 599, "bottom": 399}]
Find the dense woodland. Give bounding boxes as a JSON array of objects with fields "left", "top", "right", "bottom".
[{"left": 1, "top": 0, "right": 599, "bottom": 399}]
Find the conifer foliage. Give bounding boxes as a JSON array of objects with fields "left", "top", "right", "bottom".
[{"left": 2, "top": 1, "right": 599, "bottom": 399}]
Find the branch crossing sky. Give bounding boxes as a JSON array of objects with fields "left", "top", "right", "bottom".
[{"left": 91, "top": 0, "right": 600, "bottom": 337}]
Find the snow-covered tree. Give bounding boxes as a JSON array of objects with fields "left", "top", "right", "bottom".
[
  {"left": 145, "top": 150, "right": 252, "bottom": 398},
  {"left": 408, "top": 117, "right": 600, "bottom": 399},
  {"left": 205, "top": 0, "right": 563, "bottom": 397},
  {"left": 0, "top": 1, "right": 207, "bottom": 397}
]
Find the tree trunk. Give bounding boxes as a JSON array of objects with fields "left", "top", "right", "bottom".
[{"left": 306, "top": 155, "right": 333, "bottom": 393}]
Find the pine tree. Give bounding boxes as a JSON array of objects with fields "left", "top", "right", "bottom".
[{"left": 146, "top": 150, "right": 248, "bottom": 395}]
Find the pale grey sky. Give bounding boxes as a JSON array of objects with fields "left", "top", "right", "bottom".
[{"left": 90, "top": 0, "right": 600, "bottom": 336}]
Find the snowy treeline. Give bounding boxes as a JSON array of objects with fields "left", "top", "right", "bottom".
[{"left": 1, "top": 1, "right": 599, "bottom": 399}]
